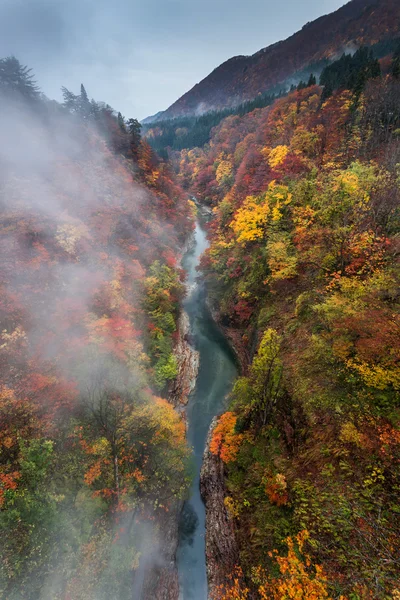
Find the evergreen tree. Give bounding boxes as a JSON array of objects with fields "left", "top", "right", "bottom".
[
  {"left": 79, "top": 84, "right": 91, "bottom": 119},
  {"left": 117, "top": 112, "right": 127, "bottom": 132},
  {"left": 61, "top": 86, "right": 79, "bottom": 112},
  {"left": 0, "top": 57, "right": 40, "bottom": 100},
  {"left": 391, "top": 41, "right": 400, "bottom": 78},
  {"left": 321, "top": 80, "right": 334, "bottom": 102},
  {"left": 320, "top": 46, "right": 380, "bottom": 98},
  {"left": 90, "top": 99, "right": 100, "bottom": 120},
  {"left": 307, "top": 73, "right": 317, "bottom": 87},
  {"left": 127, "top": 118, "right": 142, "bottom": 158},
  {"left": 297, "top": 80, "right": 307, "bottom": 91}
]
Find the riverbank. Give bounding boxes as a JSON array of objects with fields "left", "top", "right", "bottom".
[
  {"left": 200, "top": 418, "right": 240, "bottom": 599},
  {"left": 176, "top": 214, "right": 238, "bottom": 599},
  {"left": 142, "top": 207, "right": 242, "bottom": 600}
]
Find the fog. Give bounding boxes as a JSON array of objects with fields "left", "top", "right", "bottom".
[{"left": 0, "top": 84, "right": 188, "bottom": 598}]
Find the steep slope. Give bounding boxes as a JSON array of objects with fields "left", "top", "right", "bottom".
[
  {"left": 0, "top": 61, "right": 194, "bottom": 600},
  {"left": 161, "top": 0, "right": 400, "bottom": 119},
  {"left": 173, "top": 58, "right": 400, "bottom": 598}
]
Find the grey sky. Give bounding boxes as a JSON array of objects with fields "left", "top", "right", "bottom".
[{"left": 0, "top": 0, "right": 347, "bottom": 120}]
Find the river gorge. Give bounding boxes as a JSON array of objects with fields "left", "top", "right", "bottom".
[{"left": 176, "top": 209, "right": 238, "bottom": 600}]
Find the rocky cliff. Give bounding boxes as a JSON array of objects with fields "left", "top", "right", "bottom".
[{"left": 200, "top": 418, "right": 240, "bottom": 598}]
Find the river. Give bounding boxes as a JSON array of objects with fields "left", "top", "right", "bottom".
[{"left": 176, "top": 209, "right": 238, "bottom": 600}]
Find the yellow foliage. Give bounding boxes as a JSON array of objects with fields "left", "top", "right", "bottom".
[
  {"left": 224, "top": 495, "right": 240, "bottom": 519},
  {"left": 267, "top": 235, "right": 298, "bottom": 281},
  {"left": 269, "top": 145, "right": 289, "bottom": 168},
  {"left": 216, "top": 158, "right": 233, "bottom": 185},
  {"left": 339, "top": 422, "right": 362, "bottom": 446},
  {"left": 267, "top": 181, "right": 292, "bottom": 221},
  {"left": 0, "top": 326, "right": 27, "bottom": 350},
  {"left": 291, "top": 126, "right": 319, "bottom": 158},
  {"left": 56, "top": 222, "right": 89, "bottom": 255},
  {"left": 231, "top": 196, "right": 270, "bottom": 244},
  {"left": 346, "top": 358, "right": 400, "bottom": 391}
]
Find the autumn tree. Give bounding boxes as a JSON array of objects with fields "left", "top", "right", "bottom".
[{"left": 232, "top": 329, "right": 282, "bottom": 428}]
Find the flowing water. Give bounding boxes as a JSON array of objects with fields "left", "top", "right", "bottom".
[{"left": 176, "top": 210, "right": 238, "bottom": 600}]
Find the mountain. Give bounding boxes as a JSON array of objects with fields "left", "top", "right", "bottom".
[
  {"left": 141, "top": 110, "right": 165, "bottom": 124},
  {"left": 158, "top": 0, "right": 400, "bottom": 120},
  {"left": 173, "top": 49, "right": 400, "bottom": 598}
]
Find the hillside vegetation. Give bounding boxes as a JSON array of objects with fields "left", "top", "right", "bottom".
[
  {"left": 0, "top": 58, "right": 193, "bottom": 599},
  {"left": 174, "top": 49, "right": 400, "bottom": 599},
  {"left": 160, "top": 0, "right": 400, "bottom": 119}
]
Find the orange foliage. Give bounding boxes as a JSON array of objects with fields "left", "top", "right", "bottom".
[
  {"left": 260, "top": 531, "right": 337, "bottom": 600},
  {"left": 210, "top": 412, "right": 244, "bottom": 464},
  {"left": 264, "top": 472, "right": 289, "bottom": 507}
]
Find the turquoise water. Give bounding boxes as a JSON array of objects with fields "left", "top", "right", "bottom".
[{"left": 176, "top": 213, "right": 238, "bottom": 600}]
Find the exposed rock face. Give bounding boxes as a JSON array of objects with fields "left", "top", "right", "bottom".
[
  {"left": 140, "top": 311, "right": 199, "bottom": 600},
  {"left": 200, "top": 418, "right": 240, "bottom": 598},
  {"left": 169, "top": 311, "right": 200, "bottom": 412},
  {"left": 140, "top": 505, "right": 182, "bottom": 600},
  {"left": 206, "top": 298, "right": 249, "bottom": 375}
]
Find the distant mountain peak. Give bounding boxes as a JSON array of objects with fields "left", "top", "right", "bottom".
[{"left": 153, "top": 0, "right": 399, "bottom": 121}]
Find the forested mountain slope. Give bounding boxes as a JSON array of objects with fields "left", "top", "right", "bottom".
[
  {"left": 0, "top": 59, "right": 193, "bottom": 599},
  {"left": 173, "top": 51, "right": 400, "bottom": 599},
  {"left": 159, "top": 0, "right": 400, "bottom": 119}
]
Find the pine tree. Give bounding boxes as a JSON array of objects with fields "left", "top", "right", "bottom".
[
  {"left": 79, "top": 84, "right": 91, "bottom": 119},
  {"left": 117, "top": 112, "right": 127, "bottom": 132},
  {"left": 90, "top": 99, "right": 100, "bottom": 120},
  {"left": 321, "top": 80, "right": 334, "bottom": 102},
  {"left": 391, "top": 41, "right": 400, "bottom": 78},
  {"left": 127, "top": 118, "right": 142, "bottom": 159},
  {"left": 307, "top": 73, "right": 317, "bottom": 87},
  {"left": 0, "top": 57, "right": 40, "bottom": 100},
  {"left": 62, "top": 86, "right": 79, "bottom": 112}
]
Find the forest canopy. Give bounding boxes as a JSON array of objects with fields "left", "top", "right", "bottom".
[{"left": 0, "top": 57, "right": 193, "bottom": 599}]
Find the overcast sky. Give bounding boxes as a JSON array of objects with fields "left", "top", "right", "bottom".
[{"left": 0, "top": 0, "right": 347, "bottom": 120}]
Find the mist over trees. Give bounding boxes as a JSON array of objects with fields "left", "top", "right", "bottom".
[{"left": 0, "top": 57, "right": 193, "bottom": 599}]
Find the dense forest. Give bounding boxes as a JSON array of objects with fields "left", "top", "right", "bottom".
[
  {"left": 144, "top": 38, "right": 400, "bottom": 160},
  {"left": 0, "top": 57, "right": 194, "bottom": 599},
  {"left": 172, "top": 47, "right": 400, "bottom": 599},
  {"left": 1, "top": 8, "right": 400, "bottom": 600}
]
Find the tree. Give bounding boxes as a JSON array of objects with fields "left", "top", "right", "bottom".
[
  {"left": 210, "top": 412, "right": 244, "bottom": 463},
  {"left": 62, "top": 85, "right": 79, "bottom": 112},
  {"left": 127, "top": 118, "right": 142, "bottom": 159},
  {"left": 391, "top": 41, "right": 400, "bottom": 78},
  {"left": 258, "top": 531, "right": 335, "bottom": 600},
  {"left": 79, "top": 83, "right": 91, "bottom": 119},
  {"left": 320, "top": 47, "right": 380, "bottom": 98},
  {"left": 0, "top": 56, "right": 40, "bottom": 100},
  {"left": 307, "top": 73, "right": 317, "bottom": 87},
  {"left": 117, "top": 112, "right": 127, "bottom": 132},
  {"left": 321, "top": 79, "right": 334, "bottom": 102},
  {"left": 90, "top": 98, "right": 100, "bottom": 120},
  {"left": 232, "top": 329, "right": 282, "bottom": 428},
  {"left": 62, "top": 84, "right": 93, "bottom": 119}
]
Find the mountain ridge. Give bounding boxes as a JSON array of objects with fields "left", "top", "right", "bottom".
[{"left": 152, "top": 0, "right": 400, "bottom": 121}]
